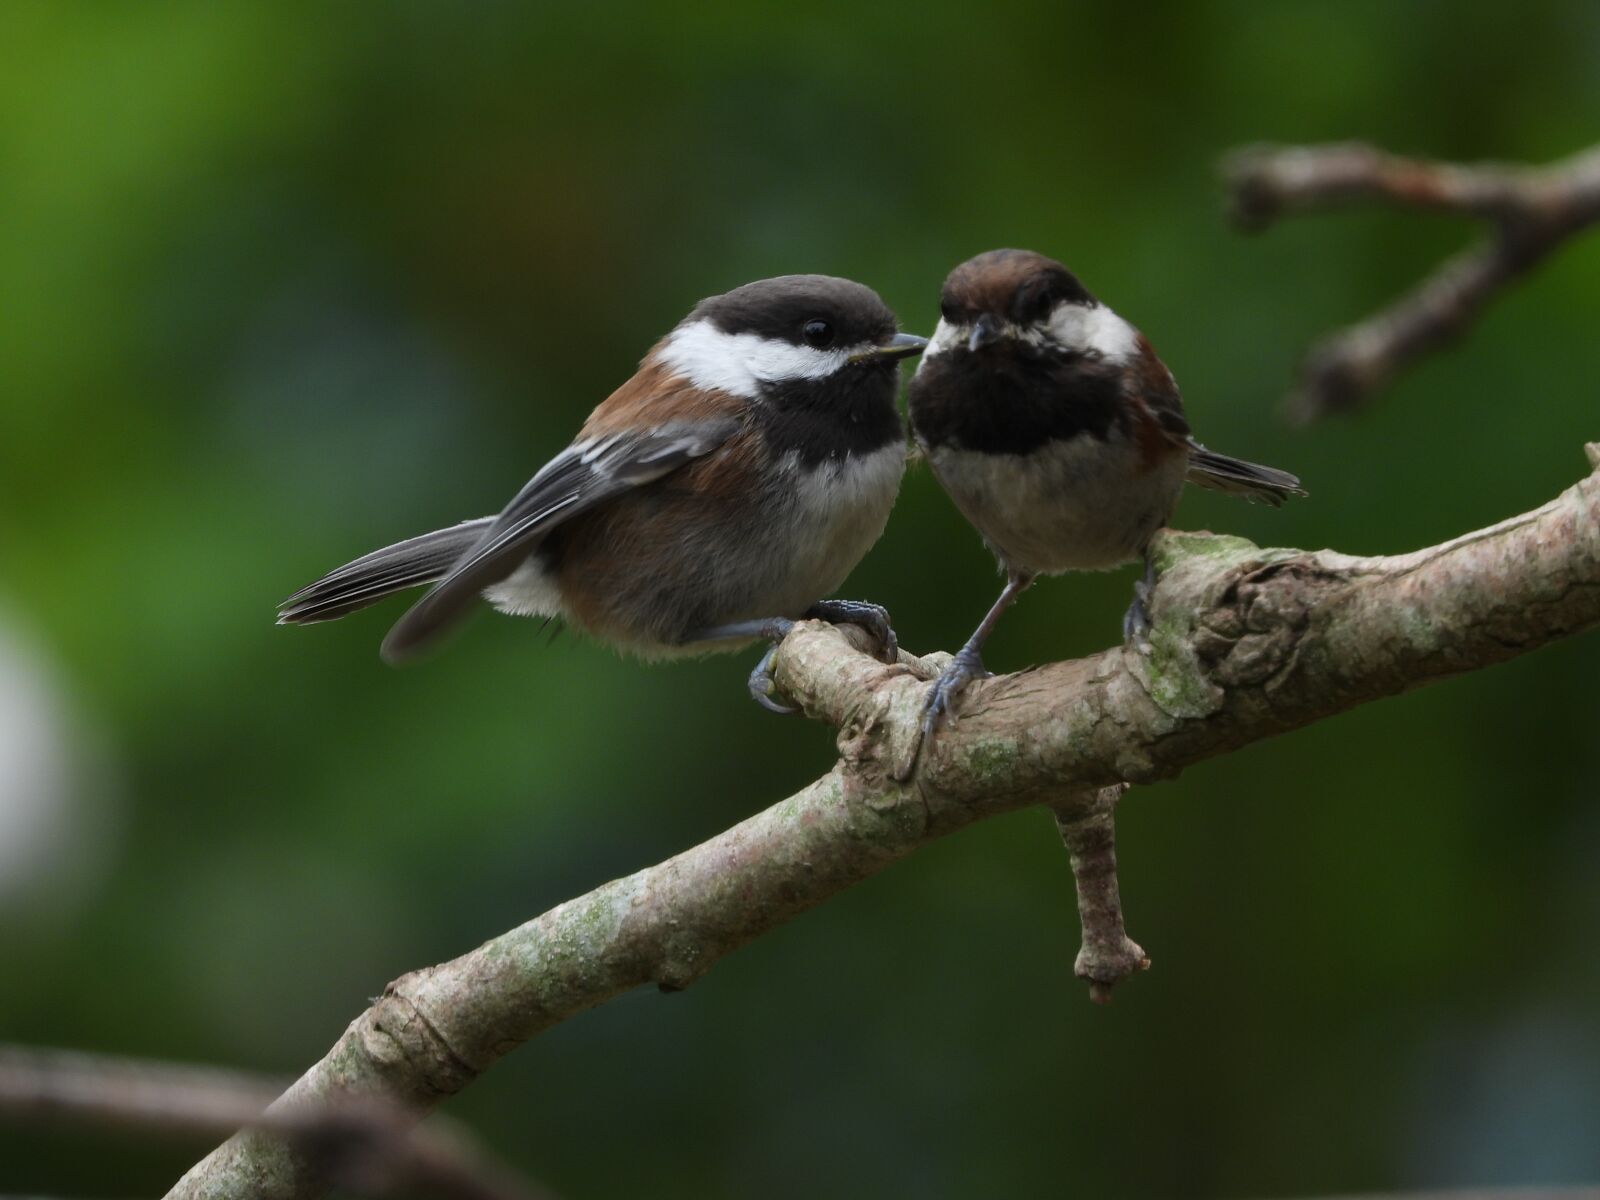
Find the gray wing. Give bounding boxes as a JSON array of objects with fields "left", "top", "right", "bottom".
[{"left": 380, "top": 419, "right": 739, "bottom": 663}]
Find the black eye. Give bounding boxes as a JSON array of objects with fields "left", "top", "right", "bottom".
[
  {"left": 802, "top": 318, "right": 834, "bottom": 348},
  {"left": 1016, "top": 283, "right": 1057, "bottom": 322}
]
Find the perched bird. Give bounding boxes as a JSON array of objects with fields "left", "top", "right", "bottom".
[
  {"left": 279, "top": 275, "right": 927, "bottom": 709},
  {"left": 906, "top": 248, "right": 1304, "bottom": 737}
]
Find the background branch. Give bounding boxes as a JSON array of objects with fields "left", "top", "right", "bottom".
[
  {"left": 0, "top": 1046, "right": 548, "bottom": 1200},
  {"left": 1225, "top": 141, "right": 1600, "bottom": 421},
  {"left": 169, "top": 445, "right": 1600, "bottom": 1199}
]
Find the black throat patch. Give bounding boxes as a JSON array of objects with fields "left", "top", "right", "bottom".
[
  {"left": 908, "top": 342, "right": 1123, "bottom": 455},
  {"left": 754, "top": 360, "right": 905, "bottom": 468}
]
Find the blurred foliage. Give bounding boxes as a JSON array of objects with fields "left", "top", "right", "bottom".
[{"left": 2, "top": 1, "right": 1600, "bottom": 1196}]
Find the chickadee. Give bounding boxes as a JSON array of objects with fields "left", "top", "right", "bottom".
[
  {"left": 907, "top": 248, "right": 1304, "bottom": 737},
  {"left": 278, "top": 274, "right": 927, "bottom": 709}
]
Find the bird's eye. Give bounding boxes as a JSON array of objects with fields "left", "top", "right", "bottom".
[
  {"left": 802, "top": 318, "right": 835, "bottom": 348},
  {"left": 1017, "top": 284, "right": 1057, "bottom": 322}
]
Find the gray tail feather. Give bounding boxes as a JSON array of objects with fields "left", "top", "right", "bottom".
[
  {"left": 1185, "top": 440, "right": 1306, "bottom": 507},
  {"left": 277, "top": 518, "right": 494, "bottom": 625}
]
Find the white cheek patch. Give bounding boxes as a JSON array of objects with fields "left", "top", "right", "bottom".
[
  {"left": 921, "top": 305, "right": 1139, "bottom": 364},
  {"left": 657, "top": 319, "right": 853, "bottom": 398},
  {"left": 1048, "top": 301, "right": 1139, "bottom": 361},
  {"left": 919, "top": 317, "right": 965, "bottom": 364}
]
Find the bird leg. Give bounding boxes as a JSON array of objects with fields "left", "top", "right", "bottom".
[
  {"left": 686, "top": 617, "right": 800, "bottom": 714},
  {"left": 691, "top": 599, "right": 899, "bottom": 716},
  {"left": 917, "top": 570, "right": 1035, "bottom": 743},
  {"left": 1121, "top": 548, "right": 1157, "bottom": 649}
]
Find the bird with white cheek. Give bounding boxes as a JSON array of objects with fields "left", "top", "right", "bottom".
[
  {"left": 907, "top": 249, "right": 1304, "bottom": 746},
  {"left": 279, "top": 274, "right": 927, "bottom": 710}
]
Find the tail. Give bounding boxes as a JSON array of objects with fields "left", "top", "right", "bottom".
[
  {"left": 1184, "top": 439, "right": 1306, "bottom": 507},
  {"left": 277, "top": 518, "right": 494, "bottom": 625}
]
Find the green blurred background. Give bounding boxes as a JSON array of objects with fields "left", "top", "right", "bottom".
[{"left": 3, "top": 2, "right": 1599, "bottom": 1196}]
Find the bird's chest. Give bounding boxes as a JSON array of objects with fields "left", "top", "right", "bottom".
[
  {"left": 909, "top": 347, "right": 1122, "bottom": 455},
  {"left": 926, "top": 433, "right": 1185, "bottom": 574},
  {"left": 751, "top": 443, "right": 905, "bottom": 608},
  {"left": 912, "top": 346, "right": 1184, "bottom": 573}
]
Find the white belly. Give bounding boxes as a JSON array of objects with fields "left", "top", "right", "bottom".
[
  {"left": 926, "top": 434, "right": 1184, "bottom": 575},
  {"left": 754, "top": 444, "right": 906, "bottom": 615}
]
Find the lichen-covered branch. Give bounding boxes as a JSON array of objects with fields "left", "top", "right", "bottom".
[
  {"left": 1225, "top": 141, "right": 1600, "bottom": 420},
  {"left": 170, "top": 445, "right": 1600, "bottom": 1199}
]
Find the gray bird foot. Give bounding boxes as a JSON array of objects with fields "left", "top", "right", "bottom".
[
  {"left": 746, "top": 622, "right": 798, "bottom": 714},
  {"left": 919, "top": 644, "right": 992, "bottom": 742},
  {"left": 731, "top": 601, "right": 896, "bottom": 716},
  {"left": 805, "top": 599, "right": 898, "bottom": 663},
  {"left": 1122, "top": 580, "right": 1154, "bottom": 650}
]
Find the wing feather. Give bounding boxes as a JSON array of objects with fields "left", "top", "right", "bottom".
[
  {"left": 1185, "top": 439, "right": 1306, "bottom": 506},
  {"left": 379, "top": 419, "right": 739, "bottom": 662},
  {"left": 277, "top": 519, "right": 495, "bottom": 624}
]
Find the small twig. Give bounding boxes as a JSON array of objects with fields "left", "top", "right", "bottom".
[
  {"left": 1052, "top": 785, "right": 1148, "bottom": 1003},
  {"left": 0, "top": 1045, "right": 549, "bottom": 1200},
  {"left": 1224, "top": 141, "right": 1600, "bottom": 421}
]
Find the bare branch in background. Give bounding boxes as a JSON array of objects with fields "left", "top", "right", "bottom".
[
  {"left": 168, "top": 444, "right": 1600, "bottom": 1200},
  {"left": 0, "top": 1045, "right": 550, "bottom": 1200},
  {"left": 1224, "top": 141, "right": 1600, "bottom": 421}
]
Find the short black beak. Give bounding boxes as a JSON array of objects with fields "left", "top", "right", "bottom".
[
  {"left": 849, "top": 332, "right": 928, "bottom": 364},
  {"left": 968, "top": 313, "right": 1002, "bottom": 353}
]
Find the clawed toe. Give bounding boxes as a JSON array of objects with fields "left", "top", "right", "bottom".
[
  {"left": 747, "top": 643, "right": 798, "bottom": 715},
  {"left": 1123, "top": 551, "right": 1157, "bottom": 651},
  {"left": 807, "top": 599, "right": 898, "bottom": 663},
  {"left": 1122, "top": 580, "right": 1153, "bottom": 649},
  {"left": 894, "top": 647, "right": 989, "bottom": 781},
  {"left": 732, "top": 599, "right": 900, "bottom": 718},
  {"left": 918, "top": 647, "right": 989, "bottom": 740}
]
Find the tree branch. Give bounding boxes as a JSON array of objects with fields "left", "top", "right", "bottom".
[
  {"left": 0, "top": 1045, "right": 548, "bottom": 1200},
  {"left": 1224, "top": 141, "right": 1600, "bottom": 421},
  {"left": 1052, "top": 785, "right": 1148, "bottom": 1003},
  {"left": 171, "top": 444, "right": 1600, "bottom": 1199}
]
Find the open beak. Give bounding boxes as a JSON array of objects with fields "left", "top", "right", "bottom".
[
  {"left": 967, "top": 313, "right": 1002, "bottom": 353},
  {"left": 849, "top": 332, "right": 929, "bottom": 364}
]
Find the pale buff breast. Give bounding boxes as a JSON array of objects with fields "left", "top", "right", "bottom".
[
  {"left": 759, "top": 442, "right": 906, "bottom": 616},
  {"left": 926, "top": 433, "right": 1185, "bottom": 575}
]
